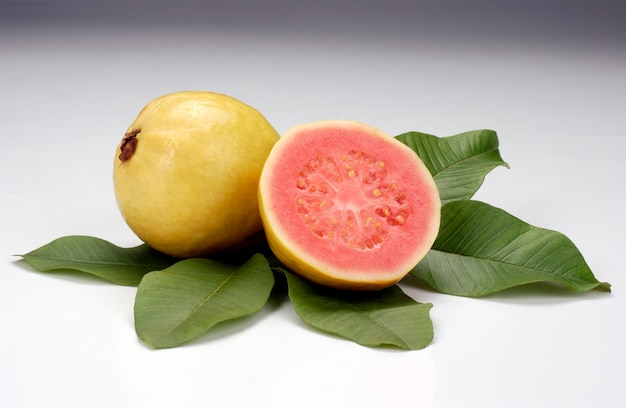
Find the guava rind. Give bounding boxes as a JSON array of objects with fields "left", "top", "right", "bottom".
[
  {"left": 259, "top": 120, "right": 441, "bottom": 290},
  {"left": 113, "top": 91, "right": 280, "bottom": 258}
]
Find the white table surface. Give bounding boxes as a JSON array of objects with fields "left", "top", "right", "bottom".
[{"left": 2, "top": 2, "right": 625, "bottom": 407}]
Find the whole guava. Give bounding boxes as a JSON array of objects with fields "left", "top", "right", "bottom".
[{"left": 113, "top": 91, "right": 280, "bottom": 258}]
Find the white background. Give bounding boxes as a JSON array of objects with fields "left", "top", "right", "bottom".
[{"left": 1, "top": 1, "right": 625, "bottom": 407}]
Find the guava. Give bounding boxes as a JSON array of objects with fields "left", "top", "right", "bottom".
[
  {"left": 113, "top": 91, "right": 280, "bottom": 258},
  {"left": 258, "top": 120, "right": 441, "bottom": 290}
]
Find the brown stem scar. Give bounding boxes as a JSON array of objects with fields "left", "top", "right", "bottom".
[{"left": 119, "top": 128, "right": 140, "bottom": 162}]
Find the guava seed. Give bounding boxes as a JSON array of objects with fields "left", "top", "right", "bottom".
[{"left": 294, "top": 150, "right": 409, "bottom": 251}]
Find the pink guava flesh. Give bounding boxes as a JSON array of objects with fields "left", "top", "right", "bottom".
[{"left": 260, "top": 120, "right": 440, "bottom": 289}]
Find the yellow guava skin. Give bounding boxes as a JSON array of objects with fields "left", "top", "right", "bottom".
[{"left": 113, "top": 91, "right": 280, "bottom": 258}]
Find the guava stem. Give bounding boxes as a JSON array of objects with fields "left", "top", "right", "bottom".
[{"left": 119, "top": 129, "right": 140, "bottom": 162}]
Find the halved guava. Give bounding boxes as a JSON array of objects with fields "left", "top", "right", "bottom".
[{"left": 259, "top": 120, "right": 441, "bottom": 290}]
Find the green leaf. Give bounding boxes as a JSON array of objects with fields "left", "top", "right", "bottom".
[
  {"left": 410, "top": 200, "right": 611, "bottom": 297},
  {"left": 396, "top": 129, "right": 509, "bottom": 204},
  {"left": 134, "top": 254, "right": 274, "bottom": 349},
  {"left": 285, "top": 272, "right": 433, "bottom": 350},
  {"left": 17, "top": 235, "right": 176, "bottom": 286}
]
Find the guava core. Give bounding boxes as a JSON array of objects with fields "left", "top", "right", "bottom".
[
  {"left": 258, "top": 120, "right": 441, "bottom": 290},
  {"left": 113, "top": 91, "right": 280, "bottom": 258}
]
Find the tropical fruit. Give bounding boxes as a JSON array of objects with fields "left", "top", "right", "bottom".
[
  {"left": 258, "top": 120, "right": 441, "bottom": 290},
  {"left": 113, "top": 91, "right": 280, "bottom": 258}
]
